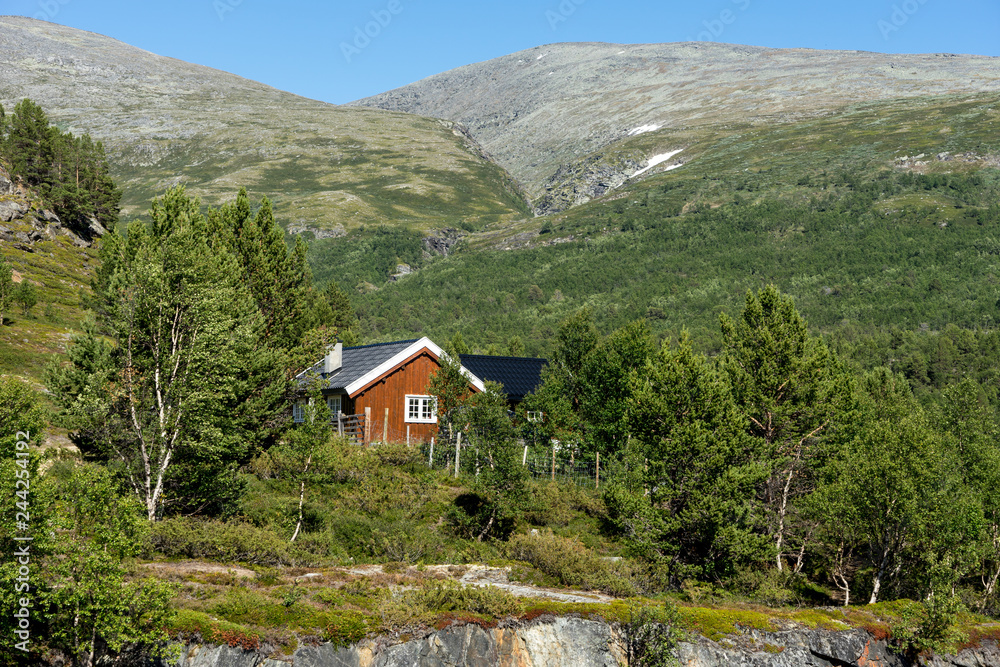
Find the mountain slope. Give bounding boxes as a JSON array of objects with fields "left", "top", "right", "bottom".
[
  {"left": 347, "top": 91, "right": 1000, "bottom": 354},
  {"left": 351, "top": 42, "right": 1000, "bottom": 204},
  {"left": 0, "top": 16, "right": 529, "bottom": 234}
]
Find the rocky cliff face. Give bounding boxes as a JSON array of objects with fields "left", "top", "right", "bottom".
[
  {"left": 157, "top": 617, "right": 1000, "bottom": 667},
  {"left": 0, "top": 166, "right": 107, "bottom": 248}
]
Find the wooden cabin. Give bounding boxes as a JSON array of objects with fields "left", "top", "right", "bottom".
[{"left": 293, "top": 337, "right": 484, "bottom": 443}]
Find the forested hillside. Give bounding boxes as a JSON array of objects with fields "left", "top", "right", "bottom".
[{"left": 341, "top": 91, "right": 1000, "bottom": 356}]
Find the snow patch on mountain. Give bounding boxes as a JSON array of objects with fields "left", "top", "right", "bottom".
[
  {"left": 631, "top": 149, "right": 684, "bottom": 177},
  {"left": 628, "top": 124, "right": 661, "bottom": 136}
]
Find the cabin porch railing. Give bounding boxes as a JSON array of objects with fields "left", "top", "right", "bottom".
[{"left": 334, "top": 412, "right": 365, "bottom": 445}]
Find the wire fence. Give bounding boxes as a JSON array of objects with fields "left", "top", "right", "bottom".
[
  {"left": 335, "top": 415, "right": 603, "bottom": 489},
  {"left": 417, "top": 438, "right": 602, "bottom": 489}
]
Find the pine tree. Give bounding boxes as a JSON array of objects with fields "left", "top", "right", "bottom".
[
  {"left": 3, "top": 99, "right": 52, "bottom": 187},
  {"left": 719, "top": 285, "right": 846, "bottom": 570},
  {"left": 0, "top": 98, "right": 121, "bottom": 230},
  {"left": 607, "top": 333, "right": 771, "bottom": 578}
]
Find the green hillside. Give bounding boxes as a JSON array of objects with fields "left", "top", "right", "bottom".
[
  {"left": 0, "top": 17, "right": 531, "bottom": 236},
  {"left": 336, "top": 92, "right": 1000, "bottom": 355}
]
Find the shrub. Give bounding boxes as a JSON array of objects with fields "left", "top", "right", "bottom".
[
  {"left": 376, "top": 580, "right": 523, "bottom": 628},
  {"left": 891, "top": 593, "right": 965, "bottom": 658},
  {"left": 507, "top": 530, "right": 637, "bottom": 597},
  {"left": 725, "top": 568, "right": 830, "bottom": 607},
  {"left": 323, "top": 610, "right": 371, "bottom": 647},
  {"left": 407, "top": 580, "right": 523, "bottom": 619},
  {"left": 621, "top": 599, "right": 684, "bottom": 667},
  {"left": 147, "top": 517, "right": 294, "bottom": 566}
]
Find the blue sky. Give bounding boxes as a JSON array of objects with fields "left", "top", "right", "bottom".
[{"left": 5, "top": 0, "right": 999, "bottom": 104}]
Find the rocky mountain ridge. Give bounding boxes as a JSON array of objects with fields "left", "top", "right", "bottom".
[
  {"left": 0, "top": 16, "right": 529, "bottom": 233},
  {"left": 352, "top": 42, "right": 1000, "bottom": 207}
]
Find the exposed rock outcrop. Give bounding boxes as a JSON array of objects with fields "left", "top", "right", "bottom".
[
  {"left": 165, "top": 616, "right": 624, "bottom": 667},
  {"left": 423, "top": 229, "right": 464, "bottom": 257},
  {"left": 534, "top": 156, "right": 644, "bottom": 215},
  {"left": 156, "top": 618, "right": 1000, "bottom": 667},
  {"left": 0, "top": 165, "right": 105, "bottom": 247}
]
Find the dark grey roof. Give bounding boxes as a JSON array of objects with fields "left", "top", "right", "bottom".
[
  {"left": 459, "top": 355, "right": 547, "bottom": 402},
  {"left": 299, "top": 339, "right": 419, "bottom": 393}
]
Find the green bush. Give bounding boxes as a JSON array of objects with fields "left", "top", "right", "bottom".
[
  {"left": 621, "top": 599, "right": 684, "bottom": 667},
  {"left": 147, "top": 517, "right": 294, "bottom": 566},
  {"left": 725, "top": 568, "right": 831, "bottom": 607},
  {"left": 508, "top": 530, "right": 637, "bottom": 597},
  {"left": 376, "top": 580, "right": 523, "bottom": 627},
  {"left": 323, "top": 610, "right": 371, "bottom": 647},
  {"left": 406, "top": 580, "right": 523, "bottom": 618}
]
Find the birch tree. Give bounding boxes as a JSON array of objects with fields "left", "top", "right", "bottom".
[
  {"left": 937, "top": 379, "right": 1000, "bottom": 609},
  {"left": 57, "top": 187, "right": 260, "bottom": 520},
  {"left": 269, "top": 381, "right": 338, "bottom": 542}
]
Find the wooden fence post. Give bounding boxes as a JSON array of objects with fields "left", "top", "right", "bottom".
[
  {"left": 337, "top": 412, "right": 344, "bottom": 436},
  {"left": 407, "top": 425, "right": 410, "bottom": 445},
  {"left": 454, "top": 432, "right": 462, "bottom": 478},
  {"left": 596, "top": 452, "right": 600, "bottom": 489},
  {"left": 551, "top": 442, "right": 556, "bottom": 481},
  {"left": 383, "top": 408, "right": 389, "bottom": 443},
  {"left": 429, "top": 437, "right": 434, "bottom": 467},
  {"left": 364, "top": 407, "right": 371, "bottom": 446}
]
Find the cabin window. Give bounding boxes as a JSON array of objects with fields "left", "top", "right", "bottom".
[
  {"left": 326, "top": 395, "right": 342, "bottom": 417},
  {"left": 292, "top": 400, "right": 306, "bottom": 423},
  {"left": 405, "top": 395, "right": 437, "bottom": 423}
]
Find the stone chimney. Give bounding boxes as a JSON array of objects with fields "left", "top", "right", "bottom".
[{"left": 324, "top": 342, "right": 342, "bottom": 374}]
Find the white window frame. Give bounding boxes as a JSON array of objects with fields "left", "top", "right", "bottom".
[
  {"left": 326, "top": 395, "right": 342, "bottom": 418},
  {"left": 405, "top": 394, "right": 437, "bottom": 424},
  {"left": 293, "top": 400, "right": 307, "bottom": 423}
]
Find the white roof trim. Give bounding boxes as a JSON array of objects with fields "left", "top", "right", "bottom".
[{"left": 344, "top": 336, "right": 486, "bottom": 396}]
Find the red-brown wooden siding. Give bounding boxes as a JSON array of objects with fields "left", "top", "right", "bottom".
[{"left": 350, "top": 349, "right": 473, "bottom": 443}]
